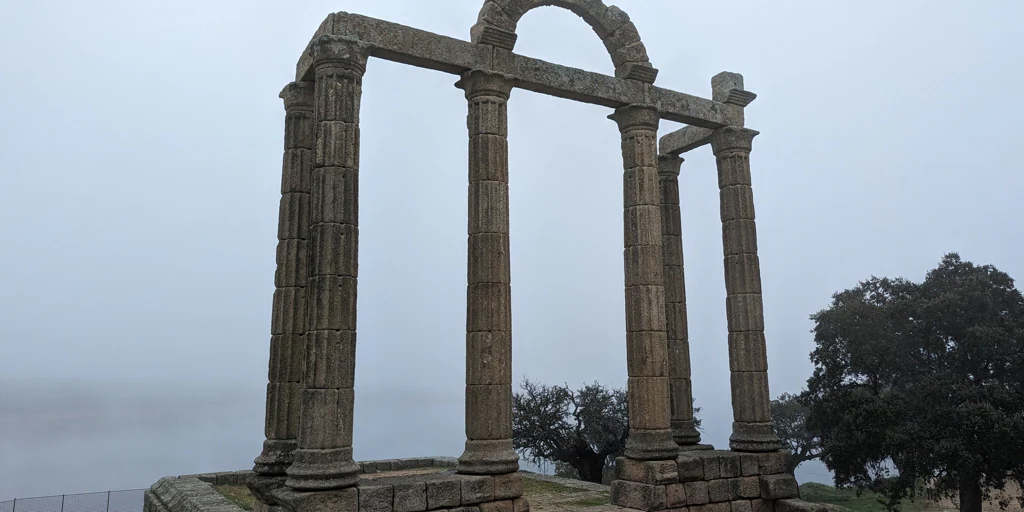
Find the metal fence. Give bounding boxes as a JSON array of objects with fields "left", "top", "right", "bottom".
[{"left": 0, "top": 490, "right": 146, "bottom": 512}]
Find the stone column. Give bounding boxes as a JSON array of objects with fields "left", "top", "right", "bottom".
[
  {"left": 254, "top": 81, "right": 315, "bottom": 477},
  {"left": 455, "top": 69, "right": 519, "bottom": 475},
  {"left": 709, "top": 126, "right": 781, "bottom": 452},
  {"left": 657, "top": 154, "right": 701, "bottom": 447},
  {"left": 285, "top": 35, "right": 368, "bottom": 490},
  {"left": 610, "top": 104, "right": 678, "bottom": 461}
]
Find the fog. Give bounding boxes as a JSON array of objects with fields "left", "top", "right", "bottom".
[{"left": 1, "top": 0, "right": 1021, "bottom": 500}]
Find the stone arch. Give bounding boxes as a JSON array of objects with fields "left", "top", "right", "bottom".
[{"left": 471, "top": 0, "right": 658, "bottom": 83}]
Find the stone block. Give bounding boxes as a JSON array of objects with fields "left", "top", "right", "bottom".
[
  {"left": 309, "top": 223, "right": 358, "bottom": 278},
  {"left": 479, "top": 500, "right": 514, "bottom": 512},
  {"left": 626, "top": 376, "right": 670, "bottom": 430},
  {"left": 719, "top": 186, "right": 756, "bottom": 222},
  {"left": 727, "top": 331, "right": 768, "bottom": 373},
  {"left": 624, "top": 165, "right": 661, "bottom": 208},
  {"left": 468, "top": 134, "right": 509, "bottom": 182},
  {"left": 725, "top": 294, "right": 765, "bottom": 333},
  {"left": 281, "top": 148, "right": 313, "bottom": 194},
  {"left": 468, "top": 233, "right": 511, "bottom": 286},
  {"left": 775, "top": 500, "right": 828, "bottom": 512},
  {"left": 611, "top": 41, "right": 650, "bottom": 69},
  {"left": 682, "top": 481, "right": 709, "bottom": 505},
  {"left": 624, "top": 285, "right": 667, "bottom": 334},
  {"left": 620, "top": 131, "right": 658, "bottom": 170},
  {"left": 277, "top": 192, "right": 310, "bottom": 241},
  {"left": 451, "top": 508, "right": 480, "bottom": 512},
  {"left": 468, "top": 181, "right": 510, "bottom": 235},
  {"left": 697, "top": 452, "right": 721, "bottom": 480},
  {"left": 693, "top": 503, "right": 730, "bottom": 512},
  {"left": 296, "top": 388, "right": 354, "bottom": 448},
  {"left": 624, "top": 244, "right": 666, "bottom": 287},
  {"left": 625, "top": 331, "right": 669, "bottom": 378},
  {"left": 315, "top": 121, "right": 360, "bottom": 168},
  {"left": 493, "top": 472, "right": 523, "bottom": 499},
  {"left": 306, "top": 275, "right": 357, "bottom": 331},
  {"left": 459, "top": 475, "right": 494, "bottom": 505},
  {"left": 466, "top": 331, "right": 512, "bottom": 385},
  {"left": 760, "top": 474, "right": 799, "bottom": 500},
  {"left": 731, "top": 500, "right": 753, "bottom": 512},
  {"left": 756, "top": 451, "right": 790, "bottom": 475},
  {"left": 426, "top": 476, "right": 462, "bottom": 509},
  {"left": 304, "top": 330, "right": 356, "bottom": 389},
  {"left": 751, "top": 500, "right": 774, "bottom": 512},
  {"left": 270, "top": 287, "right": 307, "bottom": 336},
  {"left": 737, "top": 476, "right": 761, "bottom": 499},
  {"left": 310, "top": 166, "right": 358, "bottom": 226},
  {"left": 665, "top": 483, "right": 687, "bottom": 507},
  {"left": 616, "top": 457, "right": 678, "bottom": 485},
  {"left": 465, "top": 384, "right": 513, "bottom": 439},
  {"left": 358, "top": 480, "right": 394, "bottom": 512},
  {"left": 707, "top": 479, "right": 736, "bottom": 503},
  {"left": 738, "top": 454, "right": 759, "bottom": 476},
  {"left": 730, "top": 373, "right": 771, "bottom": 424},
  {"left": 468, "top": 98, "right": 509, "bottom": 136},
  {"left": 467, "top": 283, "right": 511, "bottom": 332},
  {"left": 623, "top": 205, "right": 663, "bottom": 247},
  {"left": 676, "top": 454, "right": 705, "bottom": 482},
  {"left": 393, "top": 479, "right": 427, "bottom": 512},
  {"left": 610, "top": 480, "right": 667, "bottom": 511},
  {"left": 272, "top": 486, "right": 358, "bottom": 512},
  {"left": 721, "top": 219, "right": 757, "bottom": 257},
  {"left": 513, "top": 497, "right": 529, "bottom": 512},
  {"left": 719, "top": 453, "right": 742, "bottom": 478}
]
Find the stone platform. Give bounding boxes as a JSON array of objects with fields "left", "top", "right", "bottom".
[{"left": 610, "top": 449, "right": 808, "bottom": 512}]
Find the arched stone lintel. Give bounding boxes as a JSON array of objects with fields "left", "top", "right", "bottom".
[{"left": 471, "top": 0, "right": 658, "bottom": 84}]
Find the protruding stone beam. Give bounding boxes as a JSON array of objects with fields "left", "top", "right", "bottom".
[
  {"left": 659, "top": 72, "right": 757, "bottom": 156},
  {"left": 657, "top": 154, "right": 701, "bottom": 447},
  {"left": 294, "top": 12, "right": 738, "bottom": 128},
  {"left": 709, "top": 125, "right": 780, "bottom": 453},
  {"left": 285, "top": 35, "right": 369, "bottom": 491},
  {"left": 456, "top": 69, "right": 520, "bottom": 476},
  {"left": 254, "top": 81, "right": 315, "bottom": 478},
  {"left": 609, "top": 104, "right": 678, "bottom": 461}
]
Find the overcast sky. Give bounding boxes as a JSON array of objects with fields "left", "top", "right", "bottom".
[{"left": 1, "top": 0, "right": 1022, "bottom": 499}]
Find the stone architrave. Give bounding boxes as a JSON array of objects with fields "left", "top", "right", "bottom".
[
  {"left": 609, "top": 104, "right": 678, "bottom": 461},
  {"left": 285, "top": 35, "right": 369, "bottom": 491},
  {"left": 709, "top": 124, "right": 780, "bottom": 453},
  {"left": 455, "top": 69, "right": 520, "bottom": 476},
  {"left": 657, "top": 154, "right": 700, "bottom": 447},
  {"left": 254, "top": 81, "right": 315, "bottom": 477}
]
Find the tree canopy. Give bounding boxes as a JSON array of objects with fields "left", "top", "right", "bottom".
[
  {"left": 771, "top": 392, "right": 820, "bottom": 474},
  {"left": 803, "top": 253, "right": 1024, "bottom": 512}
]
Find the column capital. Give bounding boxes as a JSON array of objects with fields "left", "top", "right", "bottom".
[
  {"left": 608, "top": 103, "right": 660, "bottom": 132},
  {"left": 710, "top": 126, "right": 759, "bottom": 155},
  {"left": 657, "top": 154, "right": 683, "bottom": 177},
  {"left": 309, "top": 35, "right": 371, "bottom": 73},
  {"left": 455, "top": 69, "right": 515, "bottom": 100},
  {"left": 279, "top": 81, "right": 314, "bottom": 111}
]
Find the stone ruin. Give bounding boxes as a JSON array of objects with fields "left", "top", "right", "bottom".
[{"left": 165, "top": 2, "right": 817, "bottom": 512}]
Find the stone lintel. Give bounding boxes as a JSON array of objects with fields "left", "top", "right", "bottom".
[
  {"left": 659, "top": 126, "right": 712, "bottom": 156},
  {"left": 293, "top": 11, "right": 737, "bottom": 128}
]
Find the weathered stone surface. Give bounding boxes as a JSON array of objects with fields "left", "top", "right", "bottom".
[
  {"left": 737, "top": 476, "right": 761, "bottom": 499},
  {"left": 626, "top": 377, "right": 671, "bottom": 431},
  {"left": 693, "top": 504, "right": 730, "bottom": 512},
  {"left": 730, "top": 372, "right": 771, "bottom": 423},
  {"left": 296, "top": 388, "right": 354, "bottom": 448},
  {"left": 512, "top": 497, "right": 529, "bottom": 512},
  {"left": 682, "top": 481, "right": 709, "bottom": 505},
  {"left": 728, "top": 332, "right": 768, "bottom": 373},
  {"left": 425, "top": 476, "right": 462, "bottom": 509},
  {"left": 665, "top": 483, "right": 687, "bottom": 508},
  {"left": 358, "top": 480, "right": 394, "bottom": 512},
  {"left": 616, "top": 457, "right": 678, "bottom": 485},
  {"left": 775, "top": 500, "right": 828, "bottom": 512},
  {"left": 479, "top": 500, "right": 515, "bottom": 512},
  {"left": 676, "top": 454, "right": 705, "bottom": 482},
  {"left": 718, "top": 453, "right": 741, "bottom": 478},
  {"left": 723, "top": 254, "right": 761, "bottom": 295},
  {"left": 610, "top": 480, "right": 667, "bottom": 511},
  {"left": 697, "top": 452, "right": 721, "bottom": 480},
  {"left": 707, "top": 479, "right": 736, "bottom": 503},
  {"left": 465, "top": 385, "right": 513, "bottom": 440},
  {"left": 731, "top": 422, "right": 782, "bottom": 453},
  {"left": 391, "top": 478, "right": 428, "bottom": 512},
  {"left": 303, "top": 330, "right": 356, "bottom": 389},
  {"left": 751, "top": 499, "right": 775, "bottom": 512},
  {"left": 725, "top": 294, "right": 765, "bottom": 333},
  {"left": 624, "top": 284, "right": 667, "bottom": 332},
  {"left": 738, "top": 454, "right": 759, "bottom": 477},
  {"left": 625, "top": 332, "right": 669, "bottom": 377},
  {"left": 756, "top": 451, "right": 790, "bottom": 475},
  {"left": 759, "top": 474, "right": 799, "bottom": 500},
  {"left": 492, "top": 472, "right": 523, "bottom": 499},
  {"left": 272, "top": 486, "right": 358, "bottom": 512},
  {"left": 731, "top": 500, "right": 753, "bottom": 512},
  {"left": 458, "top": 439, "right": 519, "bottom": 475},
  {"left": 466, "top": 331, "right": 512, "bottom": 385},
  {"left": 459, "top": 475, "right": 495, "bottom": 504}
]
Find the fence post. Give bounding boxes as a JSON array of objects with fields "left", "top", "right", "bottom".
[
  {"left": 106, "top": 491, "right": 111, "bottom": 512},
  {"left": 61, "top": 495, "right": 65, "bottom": 512}
]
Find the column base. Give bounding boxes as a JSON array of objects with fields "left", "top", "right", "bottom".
[
  {"left": 285, "top": 447, "right": 360, "bottom": 490},
  {"left": 624, "top": 428, "right": 679, "bottom": 460},
  {"left": 457, "top": 439, "right": 520, "bottom": 475},
  {"left": 671, "top": 420, "right": 702, "bottom": 446},
  {"left": 254, "top": 439, "right": 298, "bottom": 476},
  {"left": 729, "top": 421, "right": 781, "bottom": 452}
]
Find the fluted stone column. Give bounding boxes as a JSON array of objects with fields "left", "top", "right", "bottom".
[
  {"left": 657, "top": 154, "right": 701, "bottom": 447},
  {"left": 285, "top": 36, "right": 368, "bottom": 490},
  {"left": 610, "top": 104, "right": 678, "bottom": 461},
  {"left": 254, "top": 81, "right": 315, "bottom": 477},
  {"left": 709, "top": 126, "right": 780, "bottom": 452},
  {"left": 455, "top": 70, "right": 519, "bottom": 476}
]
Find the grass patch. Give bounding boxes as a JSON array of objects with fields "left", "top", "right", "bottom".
[
  {"left": 215, "top": 485, "right": 255, "bottom": 511},
  {"left": 565, "top": 493, "right": 611, "bottom": 507},
  {"left": 523, "top": 478, "right": 587, "bottom": 495},
  {"left": 800, "top": 483, "right": 934, "bottom": 512}
]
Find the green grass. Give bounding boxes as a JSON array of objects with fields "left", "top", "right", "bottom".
[
  {"left": 523, "top": 478, "right": 587, "bottom": 495},
  {"left": 565, "top": 492, "right": 611, "bottom": 507},
  {"left": 214, "top": 485, "right": 255, "bottom": 511},
  {"left": 800, "top": 483, "right": 933, "bottom": 512}
]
